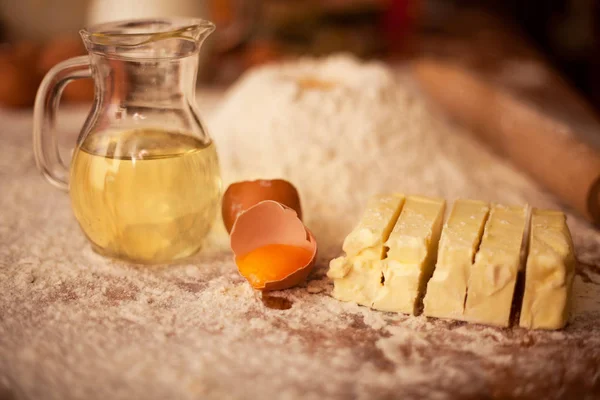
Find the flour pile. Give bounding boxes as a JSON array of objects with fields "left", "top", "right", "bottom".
[{"left": 211, "top": 55, "right": 554, "bottom": 255}]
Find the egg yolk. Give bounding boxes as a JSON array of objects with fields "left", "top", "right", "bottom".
[{"left": 236, "top": 244, "right": 313, "bottom": 289}]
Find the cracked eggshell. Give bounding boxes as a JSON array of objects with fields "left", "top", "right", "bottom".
[
  {"left": 222, "top": 179, "right": 302, "bottom": 233},
  {"left": 230, "top": 200, "right": 317, "bottom": 291}
]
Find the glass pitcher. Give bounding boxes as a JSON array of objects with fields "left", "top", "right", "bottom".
[{"left": 33, "top": 18, "right": 222, "bottom": 264}]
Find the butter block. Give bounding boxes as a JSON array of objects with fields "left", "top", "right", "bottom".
[
  {"left": 423, "top": 199, "right": 490, "bottom": 319},
  {"left": 342, "top": 194, "right": 405, "bottom": 259},
  {"left": 329, "top": 257, "right": 385, "bottom": 307},
  {"left": 372, "top": 195, "right": 446, "bottom": 314},
  {"left": 328, "top": 194, "right": 405, "bottom": 307},
  {"left": 519, "top": 209, "right": 576, "bottom": 330},
  {"left": 463, "top": 205, "right": 527, "bottom": 327}
]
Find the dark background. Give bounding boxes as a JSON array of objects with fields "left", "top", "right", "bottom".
[
  {"left": 472, "top": 0, "right": 599, "bottom": 108},
  {"left": 0, "top": 0, "right": 598, "bottom": 111}
]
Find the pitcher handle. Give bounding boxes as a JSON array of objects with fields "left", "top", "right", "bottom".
[{"left": 33, "top": 55, "right": 92, "bottom": 191}]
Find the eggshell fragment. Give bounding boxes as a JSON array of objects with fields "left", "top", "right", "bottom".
[
  {"left": 230, "top": 200, "right": 317, "bottom": 291},
  {"left": 222, "top": 179, "right": 302, "bottom": 233}
]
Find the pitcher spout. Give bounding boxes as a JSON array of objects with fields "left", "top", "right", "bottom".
[
  {"left": 189, "top": 20, "right": 216, "bottom": 48},
  {"left": 80, "top": 18, "right": 216, "bottom": 59}
]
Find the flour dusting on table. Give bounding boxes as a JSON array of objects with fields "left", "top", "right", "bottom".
[{"left": 1, "top": 55, "right": 600, "bottom": 400}]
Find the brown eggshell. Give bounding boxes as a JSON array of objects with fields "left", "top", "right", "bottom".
[
  {"left": 222, "top": 179, "right": 302, "bottom": 233},
  {"left": 230, "top": 200, "right": 317, "bottom": 291}
]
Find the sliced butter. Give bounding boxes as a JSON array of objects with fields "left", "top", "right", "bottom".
[
  {"left": 342, "top": 194, "right": 406, "bottom": 259},
  {"left": 328, "top": 194, "right": 405, "bottom": 306},
  {"left": 423, "top": 199, "right": 489, "bottom": 319},
  {"left": 519, "top": 209, "right": 576, "bottom": 330},
  {"left": 372, "top": 195, "right": 446, "bottom": 314},
  {"left": 463, "top": 204, "right": 527, "bottom": 327},
  {"left": 329, "top": 257, "right": 385, "bottom": 307}
]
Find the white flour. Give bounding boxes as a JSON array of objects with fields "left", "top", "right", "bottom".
[{"left": 211, "top": 55, "right": 560, "bottom": 256}]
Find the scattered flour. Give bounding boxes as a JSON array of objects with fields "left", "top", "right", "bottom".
[{"left": 1, "top": 55, "right": 599, "bottom": 400}]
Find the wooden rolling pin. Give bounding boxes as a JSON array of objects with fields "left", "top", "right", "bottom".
[{"left": 413, "top": 59, "right": 600, "bottom": 225}]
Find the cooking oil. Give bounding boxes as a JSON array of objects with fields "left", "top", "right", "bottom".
[{"left": 69, "top": 129, "right": 221, "bottom": 264}]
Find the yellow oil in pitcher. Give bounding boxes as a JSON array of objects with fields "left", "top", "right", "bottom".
[{"left": 69, "top": 129, "right": 221, "bottom": 264}]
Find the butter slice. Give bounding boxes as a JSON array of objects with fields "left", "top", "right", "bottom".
[
  {"left": 328, "top": 257, "right": 385, "bottom": 307},
  {"left": 328, "top": 194, "right": 405, "bottom": 306},
  {"left": 372, "top": 195, "right": 446, "bottom": 314},
  {"left": 342, "top": 194, "right": 406, "bottom": 259},
  {"left": 423, "top": 199, "right": 489, "bottom": 319},
  {"left": 519, "top": 209, "right": 576, "bottom": 330},
  {"left": 463, "top": 205, "right": 527, "bottom": 327}
]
